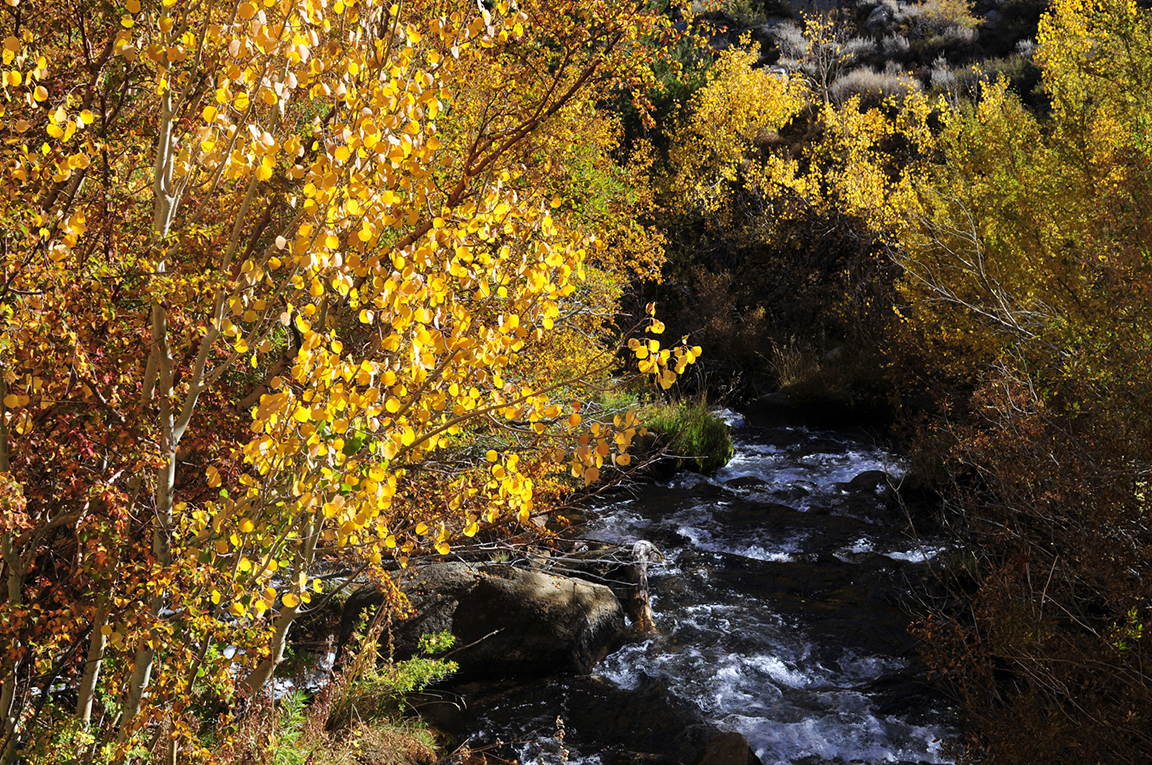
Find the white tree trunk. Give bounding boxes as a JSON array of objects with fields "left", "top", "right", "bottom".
[{"left": 76, "top": 605, "right": 110, "bottom": 725}]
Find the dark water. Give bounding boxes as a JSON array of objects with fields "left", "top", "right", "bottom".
[{"left": 435, "top": 412, "right": 955, "bottom": 765}]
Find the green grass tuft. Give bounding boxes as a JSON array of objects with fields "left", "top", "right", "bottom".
[{"left": 643, "top": 398, "right": 733, "bottom": 474}]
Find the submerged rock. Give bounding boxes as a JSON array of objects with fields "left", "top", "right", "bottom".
[{"left": 340, "top": 562, "right": 626, "bottom": 679}]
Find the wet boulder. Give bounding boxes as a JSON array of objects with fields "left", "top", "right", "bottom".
[
  {"left": 845, "top": 469, "right": 895, "bottom": 496},
  {"left": 835, "top": 469, "right": 900, "bottom": 521},
  {"left": 421, "top": 674, "right": 720, "bottom": 763},
  {"left": 690, "top": 732, "right": 763, "bottom": 765},
  {"left": 340, "top": 562, "right": 626, "bottom": 679}
]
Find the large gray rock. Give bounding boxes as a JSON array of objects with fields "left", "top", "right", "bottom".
[
  {"left": 865, "top": 2, "right": 905, "bottom": 36},
  {"left": 340, "top": 562, "right": 626, "bottom": 678}
]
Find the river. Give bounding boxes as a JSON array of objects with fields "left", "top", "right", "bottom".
[{"left": 433, "top": 411, "right": 956, "bottom": 765}]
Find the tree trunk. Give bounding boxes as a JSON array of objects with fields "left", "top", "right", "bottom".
[
  {"left": 76, "top": 605, "right": 110, "bottom": 725},
  {"left": 0, "top": 381, "right": 23, "bottom": 765},
  {"left": 118, "top": 450, "right": 175, "bottom": 740},
  {"left": 120, "top": 85, "right": 181, "bottom": 740},
  {"left": 240, "top": 517, "right": 318, "bottom": 698},
  {"left": 0, "top": 547, "right": 21, "bottom": 765}
]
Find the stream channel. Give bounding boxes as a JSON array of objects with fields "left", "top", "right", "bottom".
[{"left": 428, "top": 411, "right": 957, "bottom": 765}]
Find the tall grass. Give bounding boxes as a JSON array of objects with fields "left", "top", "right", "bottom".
[{"left": 766, "top": 337, "right": 820, "bottom": 389}]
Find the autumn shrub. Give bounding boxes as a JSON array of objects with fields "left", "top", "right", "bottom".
[
  {"left": 643, "top": 399, "right": 734, "bottom": 474},
  {"left": 891, "top": 2, "right": 1152, "bottom": 760},
  {"left": 980, "top": 52, "right": 1042, "bottom": 109},
  {"left": 774, "top": 14, "right": 875, "bottom": 100},
  {"left": 657, "top": 267, "right": 773, "bottom": 385},
  {"left": 655, "top": 41, "right": 911, "bottom": 400},
  {"left": 905, "top": 0, "right": 981, "bottom": 36},
  {"left": 913, "top": 372, "right": 1152, "bottom": 763}
]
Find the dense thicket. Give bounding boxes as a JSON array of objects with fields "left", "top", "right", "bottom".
[{"left": 646, "top": 1, "right": 1152, "bottom": 761}]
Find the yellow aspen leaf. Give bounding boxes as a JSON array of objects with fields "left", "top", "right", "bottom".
[{"left": 282, "top": 593, "right": 300, "bottom": 608}]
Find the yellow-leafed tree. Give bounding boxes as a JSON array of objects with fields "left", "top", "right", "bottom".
[{"left": 0, "top": 0, "right": 694, "bottom": 760}]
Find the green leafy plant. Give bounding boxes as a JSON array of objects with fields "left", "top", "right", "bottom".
[
  {"left": 272, "top": 691, "right": 310, "bottom": 765},
  {"left": 328, "top": 621, "right": 458, "bottom": 730}
]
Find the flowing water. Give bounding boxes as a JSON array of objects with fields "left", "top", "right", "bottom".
[{"left": 435, "top": 413, "right": 955, "bottom": 765}]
